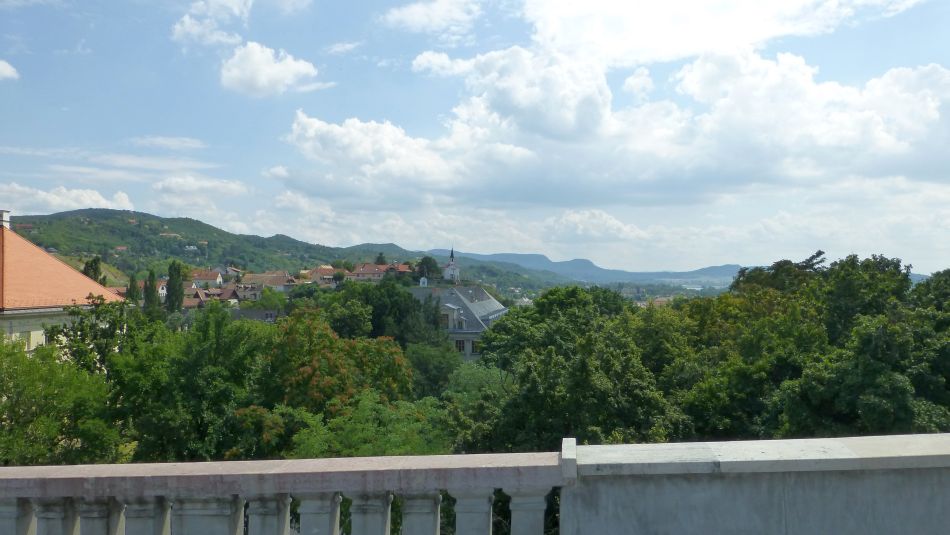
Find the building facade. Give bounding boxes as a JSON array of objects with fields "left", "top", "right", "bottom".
[{"left": 0, "top": 210, "right": 123, "bottom": 350}]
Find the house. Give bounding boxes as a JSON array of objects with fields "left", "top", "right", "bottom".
[
  {"left": 136, "top": 279, "right": 168, "bottom": 302},
  {"left": 347, "top": 262, "right": 412, "bottom": 282},
  {"left": 348, "top": 263, "right": 389, "bottom": 282},
  {"left": 308, "top": 265, "right": 348, "bottom": 287},
  {"left": 0, "top": 210, "right": 123, "bottom": 351},
  {"left": 114, "top": 245, "right": 128, "bottom": 252},
  {"left": 191, "top": 269, "right": 223, "bottom": 288},
  {"left": 409, "top": 285, "right": 508, "bottom": 359},
  {"left": 242, "top": 271, "right": 297, "bottom": 292}
]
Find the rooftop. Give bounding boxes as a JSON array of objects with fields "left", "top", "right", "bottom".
[{"left": 0, "top": 225, "right": 122, "bottom": 311}]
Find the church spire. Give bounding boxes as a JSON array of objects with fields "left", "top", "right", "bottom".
[{"left": 450, "top": 247, "right": 455, "bottom": 261}]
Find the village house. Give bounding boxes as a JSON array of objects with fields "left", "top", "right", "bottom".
[
  {"left": 136, "top": 279, "right": 168, "bottom": 302},
  {"left": 306, "top": 265, "right": 349, "bottom": 287},
  {"left": 241, "top": 271, "right": 297, "bottom": 292},
  {"left": 347, "top": 262, "right": 413, "bottom": 282},
  {"left": 190, "top": 269, "right": 223, "bottom": 288},
  {"left": 0, "top": 210, "right": 123, "bottom": 350},
  {"left": 409, "top": 285, "right": 507, "bottom": 359}
]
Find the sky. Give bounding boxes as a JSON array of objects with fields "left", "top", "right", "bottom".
[{"left": 1, "top": 0, "right": 949, "bottom": 273}]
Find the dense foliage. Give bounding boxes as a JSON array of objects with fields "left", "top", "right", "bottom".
[{"left": 3, "top": 251, "right": 948, "bottom": 475}]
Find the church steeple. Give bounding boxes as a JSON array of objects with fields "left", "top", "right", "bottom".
[{"left": 450, "top": 247, "right": 455, "bottom": 261}]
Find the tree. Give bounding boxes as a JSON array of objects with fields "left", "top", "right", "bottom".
[
  {"left": 375, "top": 252, "right": 387, "bottom": 265},
  {"left": 324, "top": 300, "right": 372, "bottom": 338},
  {"left": 416, "top": 256, "right": 442, "bottom": 280},
  {"left": 243, "top": 287, "right": 287, "bottom": 314},
  {"left": 0, "top": 340, "right": 121, "bottom": 465},
  {"left": 264, "top": 308, "right": 413, "bottom": 416},
  {"left": 126, "top": 272, "right": 141, "bottom": 302},
  {"left": 143, "top": 269, "right": 161, "bottom": 319},
  {"left": 407, "top": 343, "right": 463, "bottom": 398},
  {"left": 82, "top": 256, "right": 108, "bottom": 286},
  {"left": 289, "top": 391, "right": 452, "bottom": 458},
  {"left": 45, "top": 296, "right": 128, "bottom": 375},
  {"left": 332, "top": 271, "right": 346, "bottom": 284},
  {"left": 165, "top": 261, "right": 185, "bottom": 314}
]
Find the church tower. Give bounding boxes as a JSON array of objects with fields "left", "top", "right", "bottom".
[{"left": 444, "top": 247, "right": 461, "bottom": 284}]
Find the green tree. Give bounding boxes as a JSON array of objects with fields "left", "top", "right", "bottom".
[
  {"left": 416, "top": 256, "right": 442, "bottom": 280},
  {"left": 242, "top": 287, "right": 287, "bottom": 314},
  {"left": 375, "top": 252, "right": 387, "bottom": 265},
  {"left": 324, "top": 300, "right": 373, "bottom": 338},
  {"left": 126, "top": 272, "right": 141, "bottom": 302},
  {"left": 82, "top": 256, "right": 108, "bottom": 286},
  {"left": 143, "top": 269, "right": 162, "bottom": 320},
  {"left": 0, "top": 340, "right": 121, "bottom": 465},
  {"left": 289, "top": 390, "right": 452, "bottom": 458},
  {"left": 45, "top": 296, "right": 128, "bottom": 375},
  {"left": 406, "top": 343, "right": 463, "bottom": 398},
  {"left": 165, "top": 261, "right": 185, "bottom": 314}
]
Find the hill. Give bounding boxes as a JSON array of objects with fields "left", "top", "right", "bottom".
[
  {"left": 430, "top": 249, "right": 742, "bottom": 286},
  {"left": 10, "top": 209, "right": 571, "bottom": 294}
]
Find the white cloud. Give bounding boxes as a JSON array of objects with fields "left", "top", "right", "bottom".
[
  {"left": 0, "top": 59, "right": 19, "bottom": 80},
  {"left": 220, "top": 41, "right": 324, "bottom": 97},
  {"left": 171, "top": 0, "right": 254, "bottom": 47},
  {"left": 0, "top": 182, "right": 133, "bottom": 212},
  {"left": 131, "top": 136, "right": 207, "bottom": 150},
  {"left": 413, "top": 47, "right": 612, "bottom": 140},
  {"left": 522, "top": 0, "right": 925, "bottom": 67},
  {"left": 45, "top": 165, "right": 151, "bottom": 184},
  {"left": 262, "top": 165, "right": 289, "bottom": 178},
  {"left": 325, "top": 41, "right": 363, "bottom": 55},
  {"left": 383, "top": 0, "right": 481, "bottom": 45},
  {"left": 152, "top": 175, "right": 248, "bottom": 195},
  {"left": 88, "top": 153, "right": 218, "bottom": 171},
  {"left": 285, "top": 110, "right": 458, "bottom": 202},
  {"left": 171, "top": 14, "right": 243, "bottom": 46},
  {"left": 622, "top": 67, "right": 653, "bottom": 101}
]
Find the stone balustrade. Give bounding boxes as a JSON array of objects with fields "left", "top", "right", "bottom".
[
  {"left": 2, "top": 433, "right": 950, "bottom": 534},
  {"left": 0, "top": 452, "right": 562, "bottom": 534}
]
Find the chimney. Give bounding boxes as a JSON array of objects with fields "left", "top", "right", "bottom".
[{"left": 0, "top": 210, "right": 9, "bottom": 229}]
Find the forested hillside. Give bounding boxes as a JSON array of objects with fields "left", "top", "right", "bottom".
[{"left": 12, "top": 209, "right": 571, "bottom": 293}]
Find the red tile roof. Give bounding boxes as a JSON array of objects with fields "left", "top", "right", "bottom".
[{"left": 0, "top": 227, "right": 123, "bottom": 310}]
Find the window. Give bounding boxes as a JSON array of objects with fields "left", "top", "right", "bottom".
[
  {"left": 455, "top": 339, "right": 466, "bottom": 353},
  {"left": 440, "top": 314, "right": 449, "bottom": 328},
  {"left": 472, "top": 341, "right": 481, "bottom": 354}
]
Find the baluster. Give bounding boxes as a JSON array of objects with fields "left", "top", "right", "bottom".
[
  {"left": 297, "top": 492, "right": 341, "bottom": 535},
  {"left": 508, "top": 489, "right": 548, "bottom": 535},
  {"left": 247, "top": 494, "right": 290, "bottom": 535},
  {"left": 401, "top": 492, "right": 441, "bottom": 535},
  {"left": 32, "top": 498, "right": 66, "bottom": 535},
  {"left": 124, "top": 497, "right": 172, "bottom": 535},
  {"left": 172, "top": 496, "right": 243, "bottom": 535},
  {"left": 74, "top": 498, "right": 110, "bottom": 535},
  {"left": 349, "top": 493, "right": 392, "bottom": 535},
  {"left": 450, "top": 490, "right": 494, "bottom": 535},
  {"left": 0, "top": 499, "right": 17, "bottom": 535}
]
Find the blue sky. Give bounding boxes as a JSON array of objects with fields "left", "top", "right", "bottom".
[{"left": 1, "top": 0, "right": 949, "bottom": 273}]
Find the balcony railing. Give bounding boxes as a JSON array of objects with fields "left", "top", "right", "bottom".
[{"left": 1, "top": 433, "right": 949, "bottom": 534}]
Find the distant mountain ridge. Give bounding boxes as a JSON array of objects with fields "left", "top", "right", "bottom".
[
  {"left": 430, "top": 249, "right": 742, "bottom": 286},
  {"left": 10, "top": 209, "right": 570, "bottom": 295},
  {"left": 13, "top": 209, "right": 927, "bottom": 292}
]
